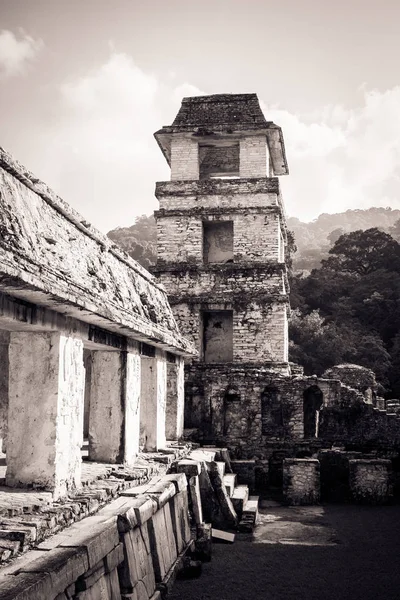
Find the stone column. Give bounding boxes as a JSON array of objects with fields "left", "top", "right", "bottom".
[
  {"left": 88, "top": 351, "right": 123, "bottom": 463},
  {"left": 0, "top": 331, "right": 9, "bottom": 454},
  {"left": 88, "top": 349, "right": 141, "bottom": 464},
  {"left": 124, "top": 350, "right": 141, "bottom": 464},
  {"left": 6, "top": 332, "right": 84, "bottom": 499},
  {"left": 165, "top": 356, "right": 185, "bottom": 440},
  {"left": 140, "top": 350, "right": 167, "bottom": 451}
]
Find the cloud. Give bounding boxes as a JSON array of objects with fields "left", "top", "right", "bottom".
[
  {"left": 0, "top": 29, "right": 43, "bottom": 77},
  {"left": 36, "top": 53, "right": 205, "bottom": 232},
  {"left": 172, "top": 83, "right": 206, "bottom": 102},
  {"left": 20, "top": 52, "right": 400, "bottom": 231},
  {"left": 265, "top": 87, "right": 400, "bottom": 221}
]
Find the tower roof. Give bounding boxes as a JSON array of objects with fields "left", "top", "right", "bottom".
[
  {"left": 171, "top": 94, "right": 268, "bottom": 128},
  {"left": 154, "top": 93, "right": 288, "bottom": 176}
]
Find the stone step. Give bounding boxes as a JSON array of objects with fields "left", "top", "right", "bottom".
[
  {"left": 215, "top": 462, "right": 225, "bottom": 479},
  {"left": 202, "top": 447, "right": 233, "bottom": 473},
  {"left": 231, "top": 485, "right": 249, "bottom": 519},
  {"left": 238, "top": 496, "right": 259, "bottom": 533},
  {"left": 223, "top": 474, "right": 237, "bottom": 497},
  {"left": 188, "top": 449, "right": 216, "bottom": 463}
]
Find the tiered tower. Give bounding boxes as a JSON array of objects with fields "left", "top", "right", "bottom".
[{"left": 154, "top": 94, "right": 290, "bottom": 453}]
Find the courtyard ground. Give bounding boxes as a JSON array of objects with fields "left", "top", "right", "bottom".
[{"left": 170, "top": 500, "right": 400, "bottom": 600}]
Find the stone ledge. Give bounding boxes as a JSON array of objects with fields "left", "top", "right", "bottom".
[
  {"left": 0, "top": 446, "right": 192, "bottom": 566},
  {"left": 155, "top": 177, "right": 280, "bottom": 198}
]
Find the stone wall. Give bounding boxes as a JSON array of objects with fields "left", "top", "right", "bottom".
[
  {"left": 155, "top": 210, "right": 283, "bottom": 265},
  {"left": 319, "top": 402, "right": 400, "bottom": 449},
  {"left": 170, "top": 136, "right": 199, "bottom": 180},
  {"left": 239, "top": 136, "right": 267, "bottom": 178},
  {"left": 323, "top": 364, "right": 378, "bottom": 404},
  {"left": 349, "top": 459, "right": 393, "bottom": 504},
  {"left": 0, "top": 473, "right": 192, "bottom": 600},
  {"left": 164, "top": 302, "right": 288, "bottom": 364}
]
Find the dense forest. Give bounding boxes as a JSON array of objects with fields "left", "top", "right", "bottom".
[{"left": 108, "top": 209, "right": 400, "bottom": 396}]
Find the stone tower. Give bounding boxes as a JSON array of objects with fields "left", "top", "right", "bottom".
[{"left": 154, "top": 94, "right": 290, "bottom": 453}]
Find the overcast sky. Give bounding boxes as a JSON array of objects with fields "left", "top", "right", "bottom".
[{"left": 1, "top": 0, "right": 400, "bottom": 232}]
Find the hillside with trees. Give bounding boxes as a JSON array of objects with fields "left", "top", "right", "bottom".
[
  {"left": 288, "top": 207, "right": 400, "bottom": 272},
  {"left": 108, "top": 214, "right": 157, "bottom": 269}
]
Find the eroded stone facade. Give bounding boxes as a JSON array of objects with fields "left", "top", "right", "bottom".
[
  {"left": 153, "top": 95, "right": 400, "bottom": 485},
  {"left": 153, "top": 94, "right": 291, "bottom": 452}
]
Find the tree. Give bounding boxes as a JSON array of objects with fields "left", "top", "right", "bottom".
[
  {"left": 327, "top": 227, "right": 344, "bottom": 245},
  {"left": 321, "top": 228, "right": 400, "bottom": 276},
  {"left": 289, "top": 309, "right": 391, "bottom": 384}
]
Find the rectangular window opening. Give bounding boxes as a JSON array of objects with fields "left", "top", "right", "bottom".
[
  {"left": 202, "top": 310, "right": 233, "bottom": 363},
  {"left": 199, "top": 143, "right": 239, "bottom": 180},
  {"left": 203, "top": 221, "right": 234, "bottom": 264}
]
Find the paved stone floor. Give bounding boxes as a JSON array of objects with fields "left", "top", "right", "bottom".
[
  {"left": 0, "top": 443, "right": 117, "bottom": 513},
  {"left": 171, "top": 500, "right": 400, "bottom": 600}
]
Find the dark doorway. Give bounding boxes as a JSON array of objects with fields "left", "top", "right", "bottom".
[
  {"left": 261, "top": 386, "right": 283, "bottom": 436},
  {"left": 223, "top": 387, "right": 241, "bottom": 436},
  {"left": 303, "top": 385, "right": 323, "bottom": 438}
]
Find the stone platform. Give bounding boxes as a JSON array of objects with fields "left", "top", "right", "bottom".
[{"left": 0, "top": 443, "right": 191, "bottom": 563}]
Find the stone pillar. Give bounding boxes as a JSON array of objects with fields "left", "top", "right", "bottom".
[
  {"left": 140, "top": 350, "right": 167, "bottom": 451},
  {"left": 88, "top": 351, "right": 123, "bottom": 463},
  {"left": 165, "top": 356, "right": 184, "bottom": 441},
  {"left": 124, "top": 350, "right": 141, "bottom": 464},
  {"left": 89, "top": 349, "right": 141, "bottom": 464},
  {"left": 83, "top": 348, "right": 92, "bottom": 439},
  {"left": 0, "top": 331, "right": 9, "bottom": 453},
  {"left": 6, "top": 332, "right": 84, "bottom": 499}
]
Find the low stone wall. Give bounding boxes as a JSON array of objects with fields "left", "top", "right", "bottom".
[
  {"left": 0, "top": 473, "right": 193, "bottom": 600},
  {"left": 282, "top": 459, "right": 320, "bottom": 505},
  {"left": 349, "top": 459, "right": 393, "bottom": 505}
]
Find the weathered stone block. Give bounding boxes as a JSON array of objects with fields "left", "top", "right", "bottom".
[
  {"left": 59, "top": 519, "right": 119, "bottom": 569},
  {"left": 176, "top": 460, "right": 201, "bottom": 478},
  {"left": 349, "top": 459, "right": 393, "bottom": 504},
  {"left": 283, "top": 459, "right": 320, "bottom": 506},
  {"left": 146, "top": 481, "right": 176, "bottom": 509},
  {"left": 17, "top": 546, "right": 89, "bottom": 597},
  {"left": 147, "top": 502, "right": 178, "bottom": 582},
  {"left": 161, "top": 473, "right": 187, "bottom": 493},
  {"left": 118, "top": 523, "right": 155, "bottom": 597},
  {"left": 169, "top": 489, "right": 191, "bottom": 554},
  {"left": 189, "top": 476, "right": 203, "bottom": 525}
]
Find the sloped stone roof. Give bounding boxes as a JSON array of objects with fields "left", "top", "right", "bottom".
[
  {"left": 0, "top": 146, "right": 196, "bottom": 356},
  {"left": 171, "top": 94, "right": 269, "bottom": 128}
]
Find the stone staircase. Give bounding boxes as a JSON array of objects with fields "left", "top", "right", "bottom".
[{"left": 180, "top": 447, "right": 259, "bottom": 534}]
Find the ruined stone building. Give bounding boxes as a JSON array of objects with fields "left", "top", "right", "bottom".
[
  {"left": 153, "top": 94, "right": 291, "bottom": 452},
  {"left": 0, "top": 146, "right": 196, "bottom": 500},
  {"left": 152, "top": 94, "right": 400, "bottom": 473}
]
